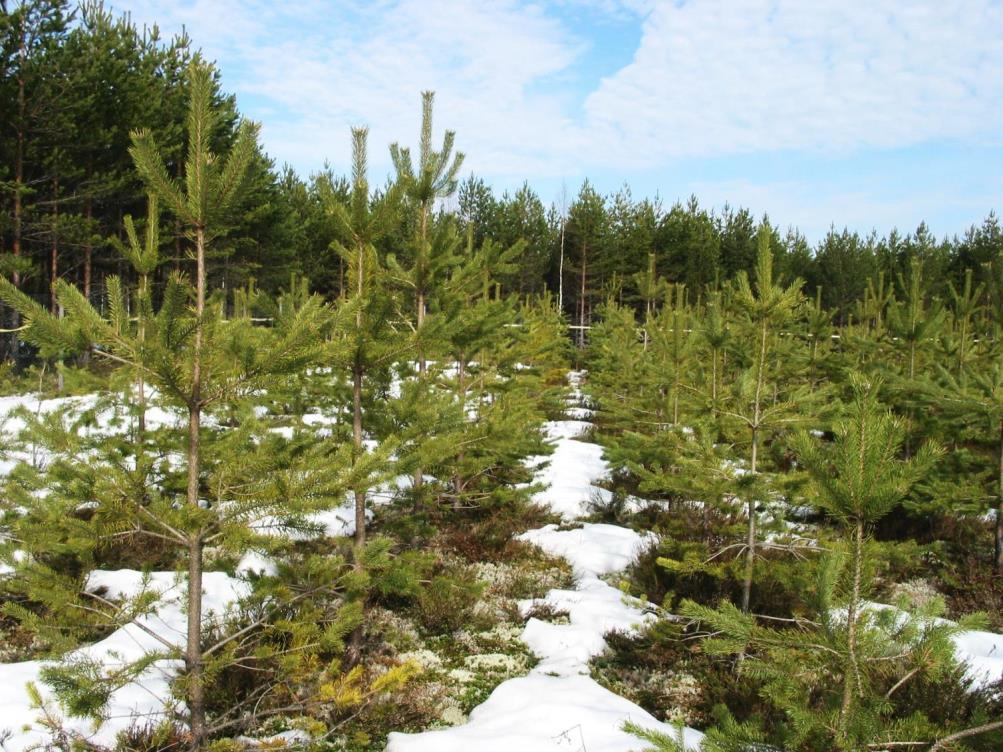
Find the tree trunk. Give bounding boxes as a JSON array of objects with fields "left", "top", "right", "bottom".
[
  {"left": 412, "top": 203, "right": 431, "bottom": 500},
  {"left": 958, "top": 316, "right": 968, "bottom": 377},
  {"left": 996, "top": 420, "right": 1003, "bottom": 572},
  {"left": 185, "top": 224, "right": 206, "bottom": 750},
  {"left": 137, "top": 365, "right": 147, "bottom": 438},
  {"left": 412, "top": 288, "right": 426, "bottom": 498},
  {"left": 740, "top": 429, "right": 757, "bottom": 613},
  {"left": 416, "top": 290, "right": 426, "bottom": 375},
  {"left": 84, "top": 198, "right": 93, "bottom": 302},
  {"left": 13, "top": 16, "right": 25, "bottom": 275},
  {"left": 578, "top": 246, "right": 587, "bottom": 348},
  {"left": 353, "top": 239, "right": 366, "bottom": 548},
  {"left": 740, "top": 320, "right": 769, "bottom": 613},
  {"left": 353, "top": 360, "right": 366, "bottom": 549},
  {"left": 558, "top": 220, "right": 565, "bottom": 314},
  {"left": 839, "top": 519, "right": 865, "bottom": 745},
  {"left": 174, "top": 219, "right": 183, "bottom": 273},
  {"left": 643, "top": 298, "right": 651, "bottom": 351},
  {"left": 453, "top": 357, "right": 466, "bottom": 510},
  {"left": 50, "top": 177, "right": 59, "bottom": 314},
  {"left": 711, "top": 348, "right": 718, "bottom": 407},
  {"left": 10, "top": 19, "right": 26, "bottom": 357},
  {"left": 417, "top": 202, "right": 428, "bottom": 376},
  {"left": 137, "top": 274, "right": 148, "bottom": 440}
]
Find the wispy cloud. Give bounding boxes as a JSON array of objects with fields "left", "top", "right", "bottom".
[
  {"left": 584, "top": 1, "right": 1003, "bottom": 164},
  {"left": 113, "top": 0, "right": 1003, "bottom": 171}
]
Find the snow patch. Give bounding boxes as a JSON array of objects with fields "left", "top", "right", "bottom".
[
  {"left": 859, "top": 602, "right": 1003, "bottom": 692},
  {"left": 517, "top": 523, "right": 656, "bottom": 579},
  {"left": 0, "top": 570, "right": 248, "bottom": 751},
  {"left": 236, "top": 550, "right": 278, "bottom": 577},
  {"left": 386, "top": 673, "right": 703, "bottom": 752},
  {"left": 529, "top": 422, "right": 611, "bottom": 519}
]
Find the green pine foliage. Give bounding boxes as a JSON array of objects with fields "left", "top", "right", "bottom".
[{"left": 663, "top": 378, "right": 973, "bottom": 752}]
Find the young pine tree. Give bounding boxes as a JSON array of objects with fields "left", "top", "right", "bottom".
[
  {"left": 111, "top": 193, "right": 163, "bottom": 440},
  {"left": 387, "top": 91, "right": 464, "bottom": 496},
  {"left": 0, "top": 60, "right": 337, "bottom": 749},
  {"left": 679, "top": 377, "right": 970, "bottom": 752},
  {"left": 126, "top": 60, "right": 264, "bottom": 744},
  {"left": 723, "top": 226, "right": 805, "bottom": 612},
  {"left": 931, "top": 360, "right": 1003, "bottom": 571},
  {"left": 328, "top": 126, "right": 401, "bottom": 550},
  {"left": 388, "top": 90, "right": 464, "bottom": 378},
  {"left": 791, "top": 375, "right": 940, "bottom": 743}
]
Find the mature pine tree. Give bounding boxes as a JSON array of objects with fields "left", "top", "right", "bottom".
[
  {"left": 492, "top": 183, "right": 553, "bottom": 297},
  {"left": 457, "top": 174, "right": 496, "bottom": 249},
  {"left": 565, "top": 181, "right": 608, "bottom": 346},
  {"left": 814, "top": 229, "right": 878, "bottom": 323},
  {"left": 717, "top": 205, "right": 757, "bottom": 280},
  {"left": 0, "top": 0, "right": 71, "bottom": 342}
]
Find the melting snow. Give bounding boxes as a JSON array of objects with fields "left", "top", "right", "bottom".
[
  {"left": 0, "top": 570, "right": 248, "bottom": 751},
  {"left": 529, "top": 421, "right": 611, "bottom": 519},
  {"left": 517, "top": 523, "right": 656, "bottom": 579},
  {"left": 859, "top": 602, "right": 1003, "bottom": 692},
  {"left": 389, "top": 404, "right": 704, "bottom": 751},
  {"left": 387, "top": 673, "right": 703, "bottom": 752}
]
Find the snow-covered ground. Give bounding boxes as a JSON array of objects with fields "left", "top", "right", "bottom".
[
  {"left": 387, "top": 672, "right": 703, "bottom": 752},
  {"left": 0, "top": 570, "right": 249, "bottom": 751},
  {"left": 3, "top": 373, "right": 1000, "bottom": 750},
  {"left": 953, "top": 628, "right": 1003, "bottom": 691},
  {"left": 858, "top": 601, "right": 1003, "bottom": 692},
  {"left": 517, "top": 523, "right": 656, "bottom": 579},
  {"left": 528, "top": 421, "right": 612, "bottom": 520},
  {"left": 388, "top": 380, "right": 705, "bottom": 752},
  {"left": 515, "top": 524, "right": 660, "bottom": 678}
]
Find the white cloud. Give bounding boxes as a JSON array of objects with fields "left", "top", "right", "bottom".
[
  {"left": 111, "top": 0, "right": 590, "bottom": 177},
  {"left": 109, "top": 0, "right": 1002, "bottom": 199},
  {"left": 244, "top": 0, "right": 587, "bottom": 177},
  {"left": 584, "top": 0, "right": 1003, "bottom": 162}
]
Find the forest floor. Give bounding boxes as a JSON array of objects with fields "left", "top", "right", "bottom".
[{"left": 0, "top": 372, "right": 1001, "bottom": 751}]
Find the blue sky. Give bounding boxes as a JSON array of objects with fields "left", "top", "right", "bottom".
[{"left": 108, "top": 0, "right": 1003, "bottom": 243}]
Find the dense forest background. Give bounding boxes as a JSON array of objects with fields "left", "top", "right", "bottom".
[{"left": 3, "top": 0, "right": 1002, "bottom": 349}]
